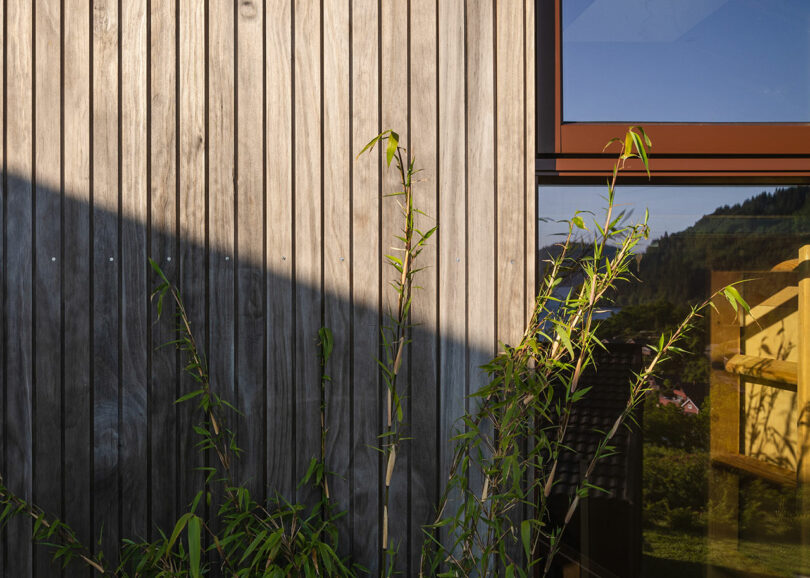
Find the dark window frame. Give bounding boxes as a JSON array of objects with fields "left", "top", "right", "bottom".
[{"left": 536, "top": 0, "right": 810, "bottom": 184}]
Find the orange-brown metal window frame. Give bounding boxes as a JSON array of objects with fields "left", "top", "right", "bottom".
[{"left": 536, "top": 0, "right": 810, "bottom": 185}]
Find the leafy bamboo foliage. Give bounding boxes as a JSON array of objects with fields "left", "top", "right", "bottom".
[
  {"left": 358, "top": 129, "right": 437, "bottom": 577},
  {"left": 0, "top": 264, "right": 354, "bottom": 577},
  {"left": 0, "top": 127, "right": 752, "bottom": 577},
  {"left": 418, "top": 127, "right": 748, "bottom": 577}
]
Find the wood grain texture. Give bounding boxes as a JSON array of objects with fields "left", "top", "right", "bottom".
[
  {"left": 33, "top": 0, "right": 62, "bottom": 574},
  {"left": 322, "top": 0, "right": 352, "bottom": 543},
  {"left": 208, "top": 0, "right": 236, "bottom": 531},
  {"left": 293, "top": 0, "right": 322, "bottom": 506},
  {"left": 380, "top": 0, "right": 410, "bottom": 568},
  {"left": 465, "top": 0, "right": 496, "bottom": 550},
  {"left": 351, "top": 0, "right": 381, "bottom": 569},
  {"left": 63, "top": 1, "right": 93, "bottom": 572},
  {"left": 148, "top": 0, "right": 178, "bottom": 536},
  {"left": 0, "top": 3, "right": 540, "bottom": 570},
  {"left": 120, "top": 0, "right": 148, "bottom": 544},
  {"left": 437, "top": 0, "right": 466, "bottom": 555},
  {"left": 265, "top": 0, "right": 295, "bottom": 500},
  {"left": 524, "top": 0, "right": 536, "bottom": 328},
  {"left": 496, "top": 0, "right": 525, "bottom": 347},
  {"left": 408, "top": 0, "right": 440, "bottom": 569},
  {"left": 179, "top": 0, "right": 207, "bottom": 518},
  {"left": 235, "top": 0, "right": 266, "bottom": 499},
  {"left": 496, "top": 3, "right": 526, "bottom": 561},
  {"left": 92, "top": 0, "right": 120, "bottom": 560},
  {"left": 6, "top": 2, "right": 34, "bottom": 575}
]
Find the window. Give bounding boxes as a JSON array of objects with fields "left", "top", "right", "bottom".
[
  {"left": 537, "top": 0, "right": 810, "bottom": 182},
  {"left": 537, "top": 2, "right": 810, "bottom": 576}
]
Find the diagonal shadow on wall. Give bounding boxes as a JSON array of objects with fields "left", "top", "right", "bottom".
[{"left": 1, "top": 173, "right": 502, "bottom": 577}]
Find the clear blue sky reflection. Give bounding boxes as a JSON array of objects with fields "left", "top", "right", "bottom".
[{"left": 563, "top": 0, "right": 810, "bottom": 122}]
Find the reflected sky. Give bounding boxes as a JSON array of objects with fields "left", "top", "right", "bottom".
[
  {"left": 538, "top": 185, "right": 786, "bottom": 250},
  {"left": 563, "top": 0, "right": 810, "bottom": 122}
]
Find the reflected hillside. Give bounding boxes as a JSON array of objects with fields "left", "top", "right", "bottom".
[{"left": 539, "top": 184, "right": 810, "bottom": 578}]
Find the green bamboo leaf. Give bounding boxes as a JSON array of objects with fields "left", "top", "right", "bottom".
[
  {"left": 188, "top": 515, "right": 201, "bottom": 578},
  {"left": 386, "top": 131, "right": 399, "bottom": 167},
  {"left": 521, "top": 519, "right": 532, "bottom": 560}
]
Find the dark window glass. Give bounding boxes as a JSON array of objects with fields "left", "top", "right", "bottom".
[
  {"left": 539, "top": 184, "right": 810, "bottom": 577},
  {"left": 563, "top": 0, "right": 810, "bottom": 122}
]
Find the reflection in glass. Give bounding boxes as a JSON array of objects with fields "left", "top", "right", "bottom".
[
  {"left": 539, "top": 185, "right": 810, "bottom": 577},
  {"left": 562, "top": 0, "right": 810, "bottom": 122}
]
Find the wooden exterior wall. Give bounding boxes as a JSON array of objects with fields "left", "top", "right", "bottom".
[{"left": 0, "top": 1, "right": 535, "bottom": 575}]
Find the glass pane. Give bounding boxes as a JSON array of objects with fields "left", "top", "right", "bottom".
[
  {"left": 562, "top": 0, "right": 810, "bottom": 122},
  {"left": 539, "top": 184, "right": 810, "bottom": 577}
]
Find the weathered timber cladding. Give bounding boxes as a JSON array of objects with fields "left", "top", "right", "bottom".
[{"left": 0, "top": 2, "right": 535, "bottom": 575}]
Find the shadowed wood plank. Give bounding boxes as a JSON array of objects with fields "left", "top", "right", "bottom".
[
  {"left": 208, "top": 0, "right": 236, "bottom": 516},
  {"left": 265, "top": 0, "right": 295, "bottom": 500},
  {"left": 438, "top": 0, "right": 466, "bottom": 558},
  {"left": 496, "top": 1, "right": 526, "bottom": 563},
  {"left": 323, "top": 0, "right": 352, "bottom": 546},
  {"left": 0, "top": 0, "right": 5, "bottom": 570},
  {"left": 148, "top": 0, "right": 178, "bottom": 537},
  {"left": 6, "top": 3, "right": 34, "bottom": 576},
  {"left": 466, "top": 0, "right": 496, "bottom": 556},
  {"left": 408, "top": 0, "right": 440, "bottom": 569},
  {"left": 236, "top": 0, "right": 266, "bottom": 500},
  {"left": 293, "top": 0, "right": 323, "bottom": 508},
  {"left": 92, "top": 0, "right": 120, "bottom": 560},
  {"left": 380, "top": 0, "right": 410, "bottom": 569},
  {"left": 63, "top": 1, "right": 92, "bottom": 573},
  {"left": 33, "top": 0, "right": 62, "bottom": 574},
  {"left": 120, "top": 0, "right": 148, "bottom": 544},
  {"left": 351, "top": 0, "right": 381, "bottom": 569},
  {"left": 179, "top": 0, "right": 207, "bottom": 520}
]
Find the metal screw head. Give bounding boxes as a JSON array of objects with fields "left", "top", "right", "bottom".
[
  {"left": 109, "top": 257, "right": 114, "bottom": 262},
  {"left": 225, "top": 256, "right": 230, "bottom": 261},
  {"left": 51, "top": 257, "right": 56, "bottom": 262},
  {"left": 167, "top": 256, "right": 172, "bottom": 262}
]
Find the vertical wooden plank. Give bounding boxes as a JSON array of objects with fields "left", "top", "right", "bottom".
[
  {"left": 179, "top": 0, "right": 207, "bottom": 514},
  {"left": 6, "top": 1, "right": 34, "bottom": 574},
  {"left": 408, "top": 0, "right": 440, "bottom": 569},
  {"left": 351, "top": 0, "right": 380, "bottom": 570},
  {"left": 322, "top": 0, "right": 351, "bottom": 542},
  {"left": 120, "top": 0, "right": 148, "bottom": 544},
  {"left": 33, "top": 0, "right": 62, "bottom": 574},
  {"left": 380, "top": 1, "right": 410, "bottom": 569},
  {"left": 707, "top": 270, "right": 742, "bottom": 573},
  {"left": 148, "top": 0, "right": 177, "bottom": 535},
  {"left": 524, "top": 0, "right": 535, "bottom": 326},
  {"left": 0, "top": 0, "right": 5, "bottom": 570},
  {"left": 63, "top": 0, "right": 92, "bottom": 572},
  {"left": 92, "top": 0, "right": 119, "bottom": 560},
  {"left": 465, "top": 0, "right": 496, "bottom": 554},
  {"left": 265, "top": 0, "right": 294, "bottom": 500},
  {"left": 799, "top": 246, "right": 810, "bottom": 566},
  {"left": 208, "top": 0, "right": 236, "bottom": 487},
  {"left": 236, "top": 0, "right": 266, "bottom": 498},
  {"left": 293, "top": 0, "right": 322, "bottom": 506},
  {"left": 496, "top": 4, "right": 526, "bottom": 563},
  {"left": 799, "top": 245, "right": 810, "bottom": 482},
  {"left": 438, "top": 0, "right": 466, "bottom": 556},
  {"left": 495, "top": 0, "right": 525, "bottom": 346}
]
